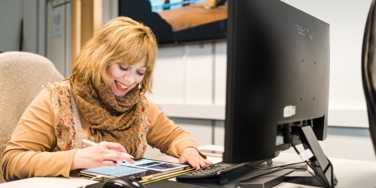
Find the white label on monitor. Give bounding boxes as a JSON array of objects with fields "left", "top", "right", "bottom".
[
  {"left": 283, "top": 105, "right": 296, "bottom": 117},
  {"left": 276, "top": 134, "right": 284, "bottom": 145}
]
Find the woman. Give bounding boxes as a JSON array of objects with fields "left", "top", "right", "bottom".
[{"left": 1, "top": 17, "right": 211, "bottom": 181}]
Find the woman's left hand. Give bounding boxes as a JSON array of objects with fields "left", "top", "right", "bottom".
[{"left": 179, "top": 147, "right": 213, "bottom": 169}]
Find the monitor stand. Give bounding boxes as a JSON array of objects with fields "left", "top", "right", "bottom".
[{"left": 236, "top": 125, "right": 337, "bottom": 188}]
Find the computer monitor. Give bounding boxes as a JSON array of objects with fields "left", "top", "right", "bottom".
[{"left": 224, "top": 0, "right": 335, "bottom": 187}]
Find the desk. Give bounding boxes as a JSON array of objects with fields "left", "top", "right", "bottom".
[
  {"left": 1, "top": 148, "right": 376, "bottom": 188},
  {"left": 0, "top": 177, "right": 96, "bottom": 188}
]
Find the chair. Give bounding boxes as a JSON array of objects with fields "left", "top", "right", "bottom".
[
  {"left": 0, "top": 51, "right": 64, "bottom": 182},
  {"left": 362, "top": 0, "right": 376, "bottom": 156}
]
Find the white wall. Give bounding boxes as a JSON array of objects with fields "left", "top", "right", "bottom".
[{"left": 149, "top": 42, "right": 226, "bottom": 120}]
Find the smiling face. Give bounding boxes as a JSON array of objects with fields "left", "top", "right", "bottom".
[
  {"left": 71, "top": 17, "right": 157, "bottom": 94},
  {"left": 106, "top": 57, "right": 147, "bottom": 97}
]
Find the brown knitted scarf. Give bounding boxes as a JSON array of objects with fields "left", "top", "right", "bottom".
[{"left": 70, "top": 78, "right": 144, "bottom": 157}]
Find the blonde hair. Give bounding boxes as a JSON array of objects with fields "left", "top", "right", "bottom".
[{"left": 71, "top": 17, "right": 158, "bottom": 93}]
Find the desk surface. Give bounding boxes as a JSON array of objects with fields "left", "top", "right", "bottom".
[
  {"left": 274, "top": 153, "right": 376, "bottom": 188},
  {"left": 0, "top": 177, "right": 96, "bottom": 188},
  {"left": 1, "top": 148, "right": 376, "bottom": 188}
]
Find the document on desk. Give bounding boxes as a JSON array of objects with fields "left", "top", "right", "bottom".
[{"left": 80, "top": 158, "right": 192, "bottom": 181}]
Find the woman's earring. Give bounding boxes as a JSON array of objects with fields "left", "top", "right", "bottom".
[{"left": 138, "top": 84, "right": 144, "bottom": 93}]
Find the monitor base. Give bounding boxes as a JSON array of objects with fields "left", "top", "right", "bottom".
[{"left": 236, "top": 125, "right": 337, "bottom": 188}]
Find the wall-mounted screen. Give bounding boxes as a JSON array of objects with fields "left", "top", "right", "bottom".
[{"left": 119, "top": 0, "right": 228, "bottom": 44}]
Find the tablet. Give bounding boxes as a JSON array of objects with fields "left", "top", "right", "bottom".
[{"left": 80, "top": 158, "right": 191, "bottom": 180}]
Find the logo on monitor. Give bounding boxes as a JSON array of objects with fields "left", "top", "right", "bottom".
[{"left": 296, "top": 24, "right": 313, "bottom": 40}]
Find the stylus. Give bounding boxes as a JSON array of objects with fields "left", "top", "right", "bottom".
[{"left": 82, "top": 139, "right": 134, "bottom": 159}]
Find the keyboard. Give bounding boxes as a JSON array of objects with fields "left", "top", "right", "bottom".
[{"left": 176, "top": 162, "right": 251, "bottom": 185}]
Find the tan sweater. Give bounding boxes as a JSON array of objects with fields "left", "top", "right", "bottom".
[{"left": 1, "top": 88, "right": 197, "bottom": 181}]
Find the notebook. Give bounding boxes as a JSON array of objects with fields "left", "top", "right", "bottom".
[{"left": 80, "top": 158, "right": 192, "bottom": 181}]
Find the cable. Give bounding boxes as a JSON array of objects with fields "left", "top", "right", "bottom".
[
  {"left": 248, "top": 161, "right": 306, "bottom": 170},
  {"left": 326, "top": 155, "right": 336, "bottom": 187},
  {"left": 284, "top": 125, "right": 328, "bottom": 187},
  {"left": 237, "top": 165, "right": 297, "bottom": 183},
  {"left": 290, "top": 143, "right": 327, "bottom": 186},
  {"left": 309, "top": 119, "right": 336, "bottom": 187},
  {"left": 248, "top": 161, "right": 312, "bottom": 179},
  {"left": 246, "top": 158, "right": 318, "bottom": 184}
]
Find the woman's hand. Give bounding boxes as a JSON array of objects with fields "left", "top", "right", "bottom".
[
  {"left": 71, "top": 141, "right": 134, "bottom": 170},
  {"left": 179, "top": 147, "right": 213, "bottom": 169}
]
